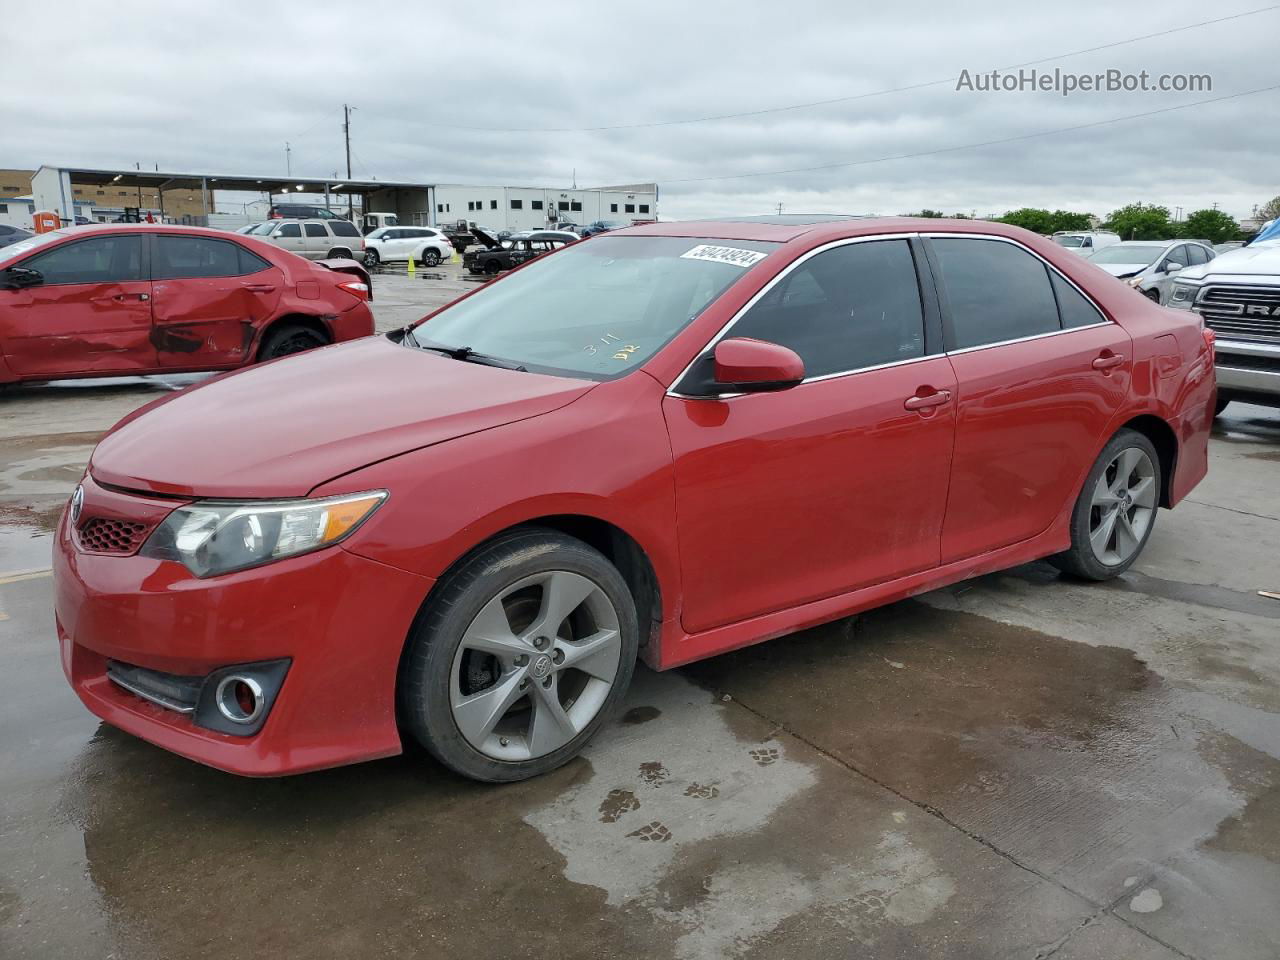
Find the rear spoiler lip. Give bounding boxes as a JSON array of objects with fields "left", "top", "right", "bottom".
[{"left": 315, "top": 258, "right": 373, "bottom": 301}]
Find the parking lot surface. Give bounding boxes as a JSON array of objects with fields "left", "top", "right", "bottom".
[{"left": 2, "top": 270, "right": 1278, "bottom": 959}]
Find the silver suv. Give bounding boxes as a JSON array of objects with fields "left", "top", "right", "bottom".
[
  {"left": 257, "top": 219, "right": 365, "bottom": 261},
  {"left": 1167, "top": 240, "right": 1280, "bottom": 414}
]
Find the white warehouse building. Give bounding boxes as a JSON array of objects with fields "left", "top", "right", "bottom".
[{"left": 431, "top": 183, "right": 658, "bottom": 232}]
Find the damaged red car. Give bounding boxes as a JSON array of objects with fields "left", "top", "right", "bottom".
[
  {"left": 53, "top": 217, "right": 1215, "bottom": 783},
  {"left": 0, "top": 224, "right": 373, "bottom": 384}
]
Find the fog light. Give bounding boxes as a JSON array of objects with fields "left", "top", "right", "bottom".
[{"left": 215, "top": 675, "right": 264, "bottom": 725}]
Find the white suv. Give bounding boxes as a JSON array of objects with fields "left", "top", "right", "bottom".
[
  {"left": 362, "top": 227, "right": 454, "bottom": 268},
  {"left": 258, "top": 219, "right": 365, "bottom": 261}
]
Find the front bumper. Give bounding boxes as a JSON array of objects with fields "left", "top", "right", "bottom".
[
  {"left": 53, "top": 487, "right": 432, "bottom": 776},
  {"left": 1215, "top": 337, "right": 1280, "bottom": 396}
]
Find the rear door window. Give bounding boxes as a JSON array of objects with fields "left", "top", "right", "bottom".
[
  {"left": 930, "top": 238, "right": 1060, "bottom": 349},
  {"left": 152, "top": 236, "right": 252, "bottom": 279},
  {"left": 731, "top": 239, "right": 926, "bottom": 377},
  {"left": 304, "top": 223, "right": 328, "bottom": 238},
  {"left": 20, "top": 234, "right": 143, "bottom": 285}
]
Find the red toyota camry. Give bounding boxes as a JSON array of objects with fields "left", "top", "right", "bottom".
[
  {"left": 53, "top": 217, "right": 1215, "bottom": 782},
  {"left": 0, "top": 224, "right": 372, "bottom": 384}
]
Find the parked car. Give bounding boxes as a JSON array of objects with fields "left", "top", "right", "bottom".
[
  {"left": 52, "top": 217, "right": 1214, "bottom": 783},
  {"left": 1053, "top": 230, "right": 1121, "bottom": 255},
  {"left": 0, "top": 224, "right": 373, "bottom": 385},
  {"left": 0, "top": 224, "right": 32, "bottom": 249},
  {"left": 1086, "top": 239, "right": 1215, "bottom": 303},
  {"left": 1167, "top": 239, "right": 1280, "bottom": 414},
  {"left": 257, "top": 218, "right": 365, "bottom": 261},
  {"left": 547, "top": 220, "right": 580, "bottom": 233},
  {"left": 580, "top": 220, "right": 623, "bottom": 238},
  {"left": 1213, "top": 241, "right": 1245, "bottom": 254},
  {"left": 513, "top": 229, "right": 579, "bottom": 245},
  {"left": 362, "top": 226, "right": 454, "bottom": 268},
  {"left": 463, "top": 227, "right": 575, "bottom": 275},
  {"left": 269, "top": 203, "right": 346, "bottom": 220},
  {"left": 235, "top": 222, "right": 274, "bottom": 236}
]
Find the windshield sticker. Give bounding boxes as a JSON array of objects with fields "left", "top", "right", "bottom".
[{"left": 680, "top": 244, "right": 768, "bottom": 268}]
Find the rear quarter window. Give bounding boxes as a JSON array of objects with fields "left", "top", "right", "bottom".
[{"left": 329, "top": 221, "right": 360, "bottom": 238}]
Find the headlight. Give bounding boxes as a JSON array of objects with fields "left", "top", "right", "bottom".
[
  {"left": 1168, "top": 282, "right": 1199, "bottom": 309},
  {"left": 1126, "top": 275, "right": 1143, "bottom": 287},
  {"left": 140, "top": 491, "right": 387, "bottom": 577}
]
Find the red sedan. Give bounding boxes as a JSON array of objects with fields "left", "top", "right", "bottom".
[
  {"left": 52, "top": 217, "right": 1214, "bottom": 782},
  {"left": 0, "top": 224, "right": 373, "bottom": 384}
]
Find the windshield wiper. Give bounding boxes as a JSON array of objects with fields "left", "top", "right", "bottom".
[{"left": 410, "top": 334, "right": 527, "bottom": 371}]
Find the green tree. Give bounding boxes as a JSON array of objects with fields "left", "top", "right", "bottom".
[
  {"left": 1259, "top": 196, "right": 1280, "bottom": 221},
  {"left": 996, "top": 208, "right": 1055, "bottom": 233},
  {"left": 1177, "top": 209, "right": 1240, "bottom": 245},
  {"left": 905, "top": 209, "right": 947, "bottom": 218},
  {"left": 1103, "top": 203, "right": 1173, "bottom": 241},
  {"left": 1048, "top": 210, "right": 1093, "bottom": 232}
]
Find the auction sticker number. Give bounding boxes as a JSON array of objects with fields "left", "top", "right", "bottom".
[{"left": 680, "top": 245, "right": 768, "bottom": 268}]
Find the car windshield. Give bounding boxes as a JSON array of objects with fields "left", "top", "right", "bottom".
[
  {"left": 247, "top": 222, "right": 275, "bottom": 235},
  {"left": 1088, "top": 244, "right": 1166, "bottom": 265},
  {"left": 414, "top": 235, "right": 779, "bottom": 379},
  {"left": 1, "top": 230, "right": 75, "bottom": 261}
]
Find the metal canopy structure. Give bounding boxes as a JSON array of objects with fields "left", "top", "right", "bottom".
[{"left": 31, "top": 165, "right": 435, "bottom": 225}]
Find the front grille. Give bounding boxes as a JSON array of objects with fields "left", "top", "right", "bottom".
[
  {"left": 1216, "top": 351, "right": 1280, "bottom": 373},
  {"left": 1198, "top": 284, "right": 1280, "bottom": 342},
  {"left": 76, "top": 516, "right": 153, "bottom": 555},
  {"left": 107, "top": 660, "right": 203, "bottom": 713}
]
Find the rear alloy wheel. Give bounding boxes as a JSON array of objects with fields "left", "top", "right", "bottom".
[
  {"left": 259, "top": 323, "right": 328, "bottom": 361},
  {"left": 1050, "top": 429, "right": 1161, "bottom": 580},
  {"left": 420, "top": 249, "right": 441, "bottom": 267},
  {"left": 363, "top": 249, "right": 380, "bottom": 268},
  {"left": 400, "top": 527, "right": 638, "bottom": 782}
]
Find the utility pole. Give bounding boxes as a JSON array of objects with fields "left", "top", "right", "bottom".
[
  {"left": 776, "top": 202, "right": 784, "bottom": 216},
  {"left": 343, "top": 104, "right": 354, "bottom": 220},
  {"left": 285, "top": 142, "right": 291, "bottom": 176}
]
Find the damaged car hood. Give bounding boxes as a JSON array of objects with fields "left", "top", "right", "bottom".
[{"left": 90, "top": 336, "right": 594, "bottom": 498}]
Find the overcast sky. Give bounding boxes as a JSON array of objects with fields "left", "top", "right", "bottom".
[{"left": 5, "top": 0, "right": 1278, "bottom": 221}]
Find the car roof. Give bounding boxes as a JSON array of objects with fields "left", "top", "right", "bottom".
[{"left": 613, "top": 216, "right": 1047, "bottom": 244}]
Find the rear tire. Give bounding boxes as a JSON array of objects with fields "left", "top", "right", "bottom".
[
  {"left": 399, "top": 527, "right": 639, "bottom": 783},
  {"left": 326, "top": 247, "right": 352, "bottom": 260},
  {"left": 363, "top": 249, "right": 380, "bottom": 268},
  {"left": 1049, "top": 429, "right": 1161, "bottom": 581},
  {"left": 420, "top": 249, "right": 441, "bottom": 267},
  {"left": 258, "top": 323, "right": 329, "bottom": 361}
]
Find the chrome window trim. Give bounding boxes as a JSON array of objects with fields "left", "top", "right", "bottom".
[
  {"left": 943, "top": 320, "right": 1111, "bottom": 357},
  {"left": 666, "top": 233, "right": 929, "bottom": 398}
]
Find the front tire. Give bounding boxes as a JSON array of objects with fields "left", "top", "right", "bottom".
[
  {"left": 1143, "top": 288, "right": 1161, "bottom": 304},
  {"left": 400, "top": 527, "right": 639, "bottom": 782},
  {"left": 1050, "top": 429, "right": 1161, "bottom": 581},
  {"left": 484, "top": 259, "right": 501, "bottom": 276}
]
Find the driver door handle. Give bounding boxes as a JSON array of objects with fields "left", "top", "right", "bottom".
[
  {"left": 904, "top": 389, "right": 952, "bottom": 411},
  {"left": 112, "top": 292, "right": 149, "bottom": 301}
]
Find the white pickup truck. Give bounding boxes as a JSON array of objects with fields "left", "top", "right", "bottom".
[{"left": 1166, "top": 240, "right": 1280, "bottom": 415}]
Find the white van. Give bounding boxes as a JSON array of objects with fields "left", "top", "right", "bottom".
[{"left": 1052, "top": 230, "right": 1121, "bottom": 255}]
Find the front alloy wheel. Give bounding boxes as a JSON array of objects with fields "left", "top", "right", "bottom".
[{"left": 400, "top": 527, "right": 638, "bottom": 781}]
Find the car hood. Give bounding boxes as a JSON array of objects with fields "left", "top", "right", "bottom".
[
  {"left": 1095, "top": 262, "right": 1149, "bottom": 277},
  {"left": 1177, "top": 239, "right": 1280, "bottom": 282},
  {"left": 470, "top": 225, "right": 500, "bottom": 249},
  {"left": 90, "top": 336, "right": 594, "bottom": 499}
]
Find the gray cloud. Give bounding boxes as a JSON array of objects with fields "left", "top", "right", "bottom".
[{"left": 3, "top": 0, "right": 1277, "bottom": 220}]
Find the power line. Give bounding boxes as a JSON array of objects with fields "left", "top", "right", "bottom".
[
  {"left": 387, "top": 4, "right": 1280, "bottom": 133},
  {"left": 658, "top": 82, "right": 1280, "bottom": 184}
]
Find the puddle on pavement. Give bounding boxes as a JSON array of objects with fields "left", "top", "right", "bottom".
[
  {"left": 0, "top": 522, "right": 55, "bottom": 571},
  {"left": 682, "top": 599, "right": 1280, "bottom": 906}
]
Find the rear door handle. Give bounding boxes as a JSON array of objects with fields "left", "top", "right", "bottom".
[
  {"left": 244, "top": 284, "right": 277, "bottom": 293},
  {"left": 112, "top": 293, "right": 149, "bottom": 301},
  {"left": 904, "top": 389, "right": 952, "bottom": 411},
  {"left": 1092, "top": 353, "right": 1125, "bottom": 370}
]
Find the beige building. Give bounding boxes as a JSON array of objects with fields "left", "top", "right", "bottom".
[{"left": 0, "top": 168, "right": 208, "bottom": 219}]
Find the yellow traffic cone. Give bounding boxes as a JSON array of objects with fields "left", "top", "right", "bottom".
[{"left": 407, "top": 255, "right": 416, "bottom": 278}]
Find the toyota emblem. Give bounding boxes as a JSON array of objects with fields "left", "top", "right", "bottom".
[{"left": 69, "top": 484, "right": 84, "bottom": 526}]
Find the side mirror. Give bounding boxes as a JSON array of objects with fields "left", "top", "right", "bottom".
[
  {"left": 712, "top": 337, "right": 805, "bottom": 391},
  {"left": 1162, "top": 260, "right": 1184, "bottom": 273},
  {"left": 2, "top": 266, "right": 42, "bottom": 290}
]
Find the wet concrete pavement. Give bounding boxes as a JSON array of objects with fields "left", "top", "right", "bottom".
[{"left": 1, "top": 295, "right": 1278, "bottom": 958}]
